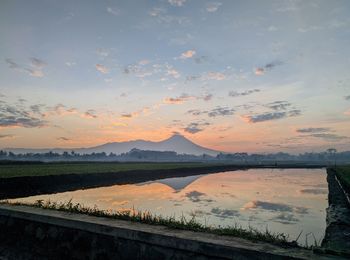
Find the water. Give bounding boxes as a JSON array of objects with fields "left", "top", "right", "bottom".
[{"left": 12, "top": 168, "right": 328, "bottom": 246}]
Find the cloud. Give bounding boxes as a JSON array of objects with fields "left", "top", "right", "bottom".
[
  {"left": 138, "top": 59, "right": 150, "bottom": 65},
  {"left": 83, "top": 109, "right": 98, "bottom": 119},
  {"left": 186, "top": 75, "right": 200, "bottom": 81},
  {"left": 5, "top": 58, "right": 20, "bottom": 69},
  {"left": 123, "top": 61, "right": 182, "bottom": 80},
  {"left": 299, "top": 189, "right": 328, "bottom": 195},
  {"left": 0, "top": 116, "right": 47, "bottom": 128},
  {"left": 6, "top": 57, "right": 46, "bottom": 78},
  {"left": 0, "top": 103, "right": 48, "bottom": 128},
  {"left": 29, "top": 57, "right": 46, "bottom": 68},
  {"left": 293, "top": 127, "right": 348, "bottom": 143},
  {"left": 296, "top": 127, "right": 331, "bottom": 133},
  {"left": 182, "top": 93, "right": 213, "bottom": 101},
  {"left": 65, "top": 61, "right": 76, "bottom": 67},
  {"left": 168, "top": 0, "right": 186, "bottom": 7},
  {"left": 206, "top": 2, "right": 222, "bottom": 12},
  {"left": 123, "top": 63, "right": 153, "bottom": 78},
  {"left": 245, "top": 112, "right": 287, "bottom": 123},
  {"left": 245, "top": 110, "right": 301, "bottom": 123},
  {"left": 149, "top": 7, "right": 165, "bottom": 17},
  {"left": 30, "top": 104, "right": 46, "bottom": 115},
  {"left": 57, "top": 137, "right": 71, "bottom": 141},
  {"left": 345, "top": 109, "right": 350, "bottom": 116},
  {"left": 255, "top": 61, "right": 283, "bottom": 75},
  {"left": 180, "top": 50, "right": 196, "bottom": 59},
  {"left": 163, "top": 93, "right": 194, "bottom": 104},
  {"left": 275, "top": 1, "right": 299, "bottom": 12},
  {"left": 298, "top": 26, "right": 322, "bottom": 33},
  {"left": 24, "top": 68, "right": 44, "bottom": 77},
  {"left": 268, "top": 25, "right": 278, "bottom": 31},
  {"left": 206, "top": 72, "right": 226, "bottom": 80},
  {"left": 96, "top": 48, "right": 110, "bottom": 57},
  {"left": 149, "top": 7, "right": 189, "bottom": 25},
  {"left": 243, "top": 200, "right": 308, "bottom": 214},
  {"left": 194, "top": 55, "right": 209, "bottom": 64},
  {"left": 95, "top": 64, "right": 109, "bottom": 74},
  {"left": 185, "top": 191, "right": 205, "bottom": 202},
  {"left": 210, "top": 207, "right": 239, "bottom": 218},
  {"left": 208, "top": 107, "right": 235, "bottom": 117},
  {"left": 288, "top": 109, "right": 302, "bottom": 117},
  {"left": 45, "top": 104, "right": 78, "bottom": 117},
  {"left": 255, "top": 68, "right": 264, "bottom": 75},
  {"left": 183, "top": 121, "right": 210, "bottom": 134},
  {"left": 185, "top": 190, "right": 214, "bottom": 203},
  {"left": 309, "top": 133, "right": 348, "bottom": 142},
  {"left": 199, "top": 93, "right": 213, "bottom": 101},
  {"left": 167, "top": 68, "right": 180, "bottom": 78},
  {"left": 244, "top": 100, "right": 301, "bottom": 123},
  {"left": 187, "top": 109, "right": 205, "bottom": 116},
  {"left": 187, "top": 106, "right": 234, "bottom": 118},
  {"left": 0, "top": 134, "right": 15, "bottom": 139},
  {"left": 271, "top": 213, "right": 299, "bottom": 224},
  {"left": 55, "top": 104, "right": 69, "bottom": 114},
  {"left": 266, "top": 101, "right": 291, "bottom": 111},
  {"left": 107, "top": 7, "right": 119, "bottom": 16},
  {"left": 229, "top": 89, "right": 260, "bottom": 97},
  {"left": 345, "top": 95, "right": 350, "bottom": 100},
  {"left": 121, "top": 113, "right": 134, "bottom": 118}
]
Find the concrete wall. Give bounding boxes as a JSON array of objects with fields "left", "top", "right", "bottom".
[{"left": 0, "top": 205, "right": 338, "bottom": 260}]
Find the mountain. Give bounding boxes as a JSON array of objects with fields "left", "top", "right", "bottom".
[{"left": 4, "top": 134, "right": 221, "bottom": 156}]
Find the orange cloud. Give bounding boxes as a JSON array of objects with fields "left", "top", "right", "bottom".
[
  {"left": 180, "top": 50, "right": 196, "bottom": 59},
  {"left": 95, "top": 64, "right": 109, "bottom": 74},
  {"left": 163, "top": 93, "right": 194, "bottom": 104},
  {"left": 255, "top": 68, "right": 264, "bottom": 75}
]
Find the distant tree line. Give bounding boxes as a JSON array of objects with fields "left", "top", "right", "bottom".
[{"left": 0, "top": 148, "right": 349, "bottom": 164}]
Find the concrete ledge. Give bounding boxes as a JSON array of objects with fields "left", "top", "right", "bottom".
[{"left": 0, "top": 204, "right": 342, "bottom": 259}]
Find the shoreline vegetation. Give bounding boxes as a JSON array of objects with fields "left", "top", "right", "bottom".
[
  {"left": 0, "top": 161, "right": 326, "bottom": 179},
  {"left": 0, "top": 199, "right": 302, "bottom": 248},
  {"left": 0, "top": 162, "right": 214, "bottom": 179},
  {"left": 333, "top": 166, "right": 350, "bottom": 193}
]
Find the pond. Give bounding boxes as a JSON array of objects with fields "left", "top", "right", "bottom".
[{"left": 12, "top": 168, "right": 328, "bottom": 246}]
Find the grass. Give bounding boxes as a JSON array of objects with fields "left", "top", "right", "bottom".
[
  {"left": 0, "top": 162, "right": 218, "bottom": 179},
  {"left": 333, "top": 165, "right": 350, "bottom": 190},
  {"left": 0, "top": 199, "right": 298, "bottom": 248}
]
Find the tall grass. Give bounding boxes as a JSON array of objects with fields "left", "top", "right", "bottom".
[{"left": 0, "top": 199, "right": 299, "bottom": 248}]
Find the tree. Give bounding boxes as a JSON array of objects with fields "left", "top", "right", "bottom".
[{"left": 326, "top": 148, "right": 337, "bottom": 166}]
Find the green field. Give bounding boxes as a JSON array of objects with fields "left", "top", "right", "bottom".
[
  {"left": 0, "top": 162, "right": 216, "bottom": 179},
  {"left": 335, "top": 166, "right": 350, "bottom": 188}
]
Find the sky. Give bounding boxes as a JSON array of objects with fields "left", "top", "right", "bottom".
[{"left": 0, "top": 0, "right": 350, "bottom": 153}]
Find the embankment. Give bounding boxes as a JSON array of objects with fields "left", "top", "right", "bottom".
[
  {"left": 0, "top": 204, "right": 340, "bottom": 260},
  {"left": 322, "top": 168, "right": 350, "bottom": 253}
]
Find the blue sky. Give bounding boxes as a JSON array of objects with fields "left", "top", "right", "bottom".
[{"left": 0, "top": 0, "right": 350, "bottom": 153}]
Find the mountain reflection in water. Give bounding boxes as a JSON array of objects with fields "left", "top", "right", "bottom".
[{"left": 12, "top": 168, "right": 328, "bottom": 246}]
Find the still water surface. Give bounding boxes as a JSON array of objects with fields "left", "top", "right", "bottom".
[{"left": 14, "top": 168, "right": 328, "bottom": 246}]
